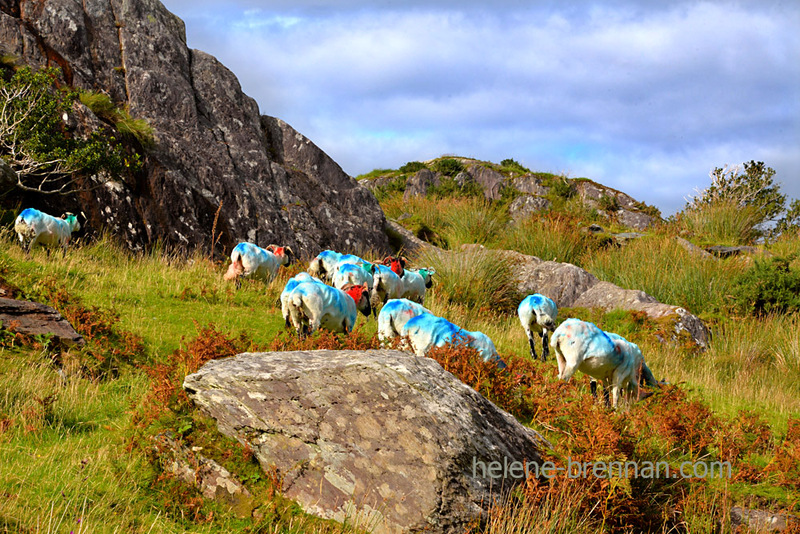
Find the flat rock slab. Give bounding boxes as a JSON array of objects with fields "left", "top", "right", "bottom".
[
  {"left": 183, "top": 349, "right": 545, "bottom": 533},
  {"left": 0, "top": 297, "right": 85, "bottom": 347}
]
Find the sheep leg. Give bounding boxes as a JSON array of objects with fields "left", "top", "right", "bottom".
[
  {"left": 527, "top": 334, "right": 538, "bottom": 361},
  {"left": 540, "top": 331, "right": 549, "bottom": 362}
]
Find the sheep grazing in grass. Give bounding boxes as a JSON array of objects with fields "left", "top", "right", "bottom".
[
  {"left": 399, "top": 267, "right": 436, "bottom": 305},
  {"left": 308, "top": 250, "right": 370, "bottom": 282},
  {"left": 370, "top": 263, "right": 404, "bottom": 314},
  {"left": 279, "top": 272, "right": 324, "bottom": 328},
  {"left": 331, "top": 262, "right": 374, "bottom": 291},
  {"left": 285, "top": 281, "right": 372, "bottom": 336},
  {"left": 400, "top": 312, "right": 507, "bottom": 369},
  {"left": 550, "top": 318, "right": 652, "bottom": 408},
  {"left": 14, "top": 208, "right": 81, "bottom": 255},
  {"left": 517, "top": 294, "right": 558, "bottom": 362},
  {"left": 377, "top": 298, "right": 431, "bottom": 344},
  {"left": 590, "top": 332, "right": 661, "bottom": 403},
  {"left": 223, "top": 242, "right": 294, "bottom": 287}
]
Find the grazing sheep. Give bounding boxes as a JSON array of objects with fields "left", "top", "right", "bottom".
[
  {"left": 550, "top": 318, "right": 647, "bottom": 408},
  {"left": 400, "top": 312, "right": 506, "bottom": 369},
  {"left": 371, "top": 263, "right": 404, "bottom": 313},
  {"left": 377, "top": 298, "right": 431, "bottom": 343},
  {"left": 590, "top": 332, "right": 661, "bottom": 403},
  {"left": 331, "top": 262, "right": 374, "bottom": 291},
  {"left": 399, "top": 268, "right": 436, "bottom": 304},
  {"left": 308, "top": 250, "right": 370, "bottom": 282},
  {"left": 286, "top": 281, "right": 372, "bottom": 336},
  {"left": 14, "top": 208, "right": 81, "bottom": 255},
  {"left": 223, "top": 242, "right": 294, "bottom": 286},
  {"left": 517, "top": 294, "right": 558, "bottom": 362},
  {"left": 279, "top": 272, "right": 324, "bottom": 328}
]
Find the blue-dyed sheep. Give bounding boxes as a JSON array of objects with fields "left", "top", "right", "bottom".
[
  {"left": 517, "top": 294, "right": 558, "bottom": 362},
  {"left": 376, "top": 298, "right": 431, "bottom": 344},
  {"left": 279, "top": 272, "right": 324, "bottom": 328},
  {"left": 14, "top": 208, "right": 81, "bottom": 254},
  {"left": 285, "top": 281, "right": 372, "bottom": 336},
  {"left": 400, "top": 312, "right": 506, "bottom": 369},
  {"left": 550, "top": 318, "right": 649, "bottom": 408},
  {"left": 308, "top": 250, "right": 369, "bottom": 282},
  {"left": 332, "top": 262, "right": 374, "bottom": 291},
  {"left": 223, "top": 242, "right": 294, "bottom": 286},
  {"left": 399, "top": 267, "right": 436, "bottom": 304}
]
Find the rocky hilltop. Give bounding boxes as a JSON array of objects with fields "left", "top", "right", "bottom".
[{"left": 0, "top": 0, "right": 389, "bottom": 255}]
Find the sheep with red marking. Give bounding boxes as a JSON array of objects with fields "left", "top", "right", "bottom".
[
  {"left": 399, "top": 267, "right": 436, "bottom": 305},
  {"left": 223, "top": 242, "right": 294, "bottom": 286},
  {"left": 376, "top": 298, "right": 431, "bottom": 344},
  {"left": 550, "top": 318, "right": 650, "bottom": 408},
  {"left": 14, "top": 208, "right": 81, "bottom": 255},
  {"left": 400, "top": 312, "right": 507, "bottom": 369},
  {"left": 285, "top": 281, "right": 372, "bottom": 336},
  {"left": 517, "top": 294, "right": 558, "bottom": 362}
]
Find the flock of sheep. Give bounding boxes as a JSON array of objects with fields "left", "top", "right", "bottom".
[{"left": 14, "top": 207, "right": 660, "bottom": 409}]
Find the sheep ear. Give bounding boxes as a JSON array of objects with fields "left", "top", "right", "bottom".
[
  {"left": 428, "top": 268, "right": 436, "bottom": 275},
  {"left": 400, "top": 256, "right": 408, "bottom": 267}
]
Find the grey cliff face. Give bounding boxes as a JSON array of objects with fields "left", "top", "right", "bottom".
[
  {"left": 183, "top": 349, "right": 545, "bottom": 534},
  {"left": 0, "top": 0, "right": 389, "bottom": 255}
]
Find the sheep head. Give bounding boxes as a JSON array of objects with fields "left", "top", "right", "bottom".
[
  {"left": 223, "top": 257, "right": 244, "bottom": 281},
  {"left": 382, "top": 255, "right": 406, "bottom": 277},
  {"left": 343, "top": 282, "right": 372, "bottom": 317},
  {"left": 267, "top": 244, "right": 295, "bottom": 266}
]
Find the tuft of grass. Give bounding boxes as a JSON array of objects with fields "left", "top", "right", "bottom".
[
  {"left": 414, "top": 246, "right": 520, "bottom": 315},
  {"left": 679, "top": 199, "right": 763, "bottom": 246},
  {"left": 500, "top": 214, "right": 599, "bottom": 265},
  {"left": 80, "top": 91, "right": 155, "bottom": 147}
]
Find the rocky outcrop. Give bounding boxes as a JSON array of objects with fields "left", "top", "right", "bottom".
[
  {"left": 183, "top": 349, "right": 545, "bottom": 533},
  {"left": 575, "top": 180, "right": 656, "bottom": 230},
  {"left": 0, "top": 297, "right": 85, "bottom": 346},
  {"left": 466, "top": 164, "right": 505, "bottom": 201},
  {"left": 403, "top": 169, "right": 440, "bottom": 201},
  {"left": 0, "top": 0, "right": 389, "bottom": 256}
]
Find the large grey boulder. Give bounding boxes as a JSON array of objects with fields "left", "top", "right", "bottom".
[
  {"left": 183, "top": 350, "right": 545, "bottom": 533},
  {"left": 1, "top": 0, "right": 389, "bottom": 255}
]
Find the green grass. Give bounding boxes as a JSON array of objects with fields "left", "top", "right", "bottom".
[{"left": 2, "top": 212, "right": 800, "bottom": 532}]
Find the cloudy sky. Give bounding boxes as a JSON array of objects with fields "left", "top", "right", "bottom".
[{"left": 160, "top": 0, "right": 799, "bottom": 216}]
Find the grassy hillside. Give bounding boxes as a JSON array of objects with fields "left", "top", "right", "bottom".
[{"left": 1, "top": 160, "right": 799, "bottom": 534}]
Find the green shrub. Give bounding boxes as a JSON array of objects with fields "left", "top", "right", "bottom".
[
  {"left": 431, "top": 158, "right": 464, "bottom": 177},
  {"left": 598, "top": 193, "right": 620, "bottom": 212},
  {"left": 500, "top": 158, "right": 530, "bottom": 174},
  {"left": 550, "top": 176, "right": 576, "bottom": 199},
  {"left": 731, "top": 255, "right": 800, "bottom": 316},
  {"left": 444, "top": 199, "right": 508, "bottom": 248},
  {"left": 399, "top": 161, "right": 427, "bottom": 173},
  {"left": 0, "top": 67, "right": 135, "bottom": 193},
  {"left": 501, "top": 214, "right": 596, "bottom": 265}
]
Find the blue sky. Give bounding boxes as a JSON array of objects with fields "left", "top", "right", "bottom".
[{"left": 160, "top": 0, "right": 799, "bottom": 216}]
